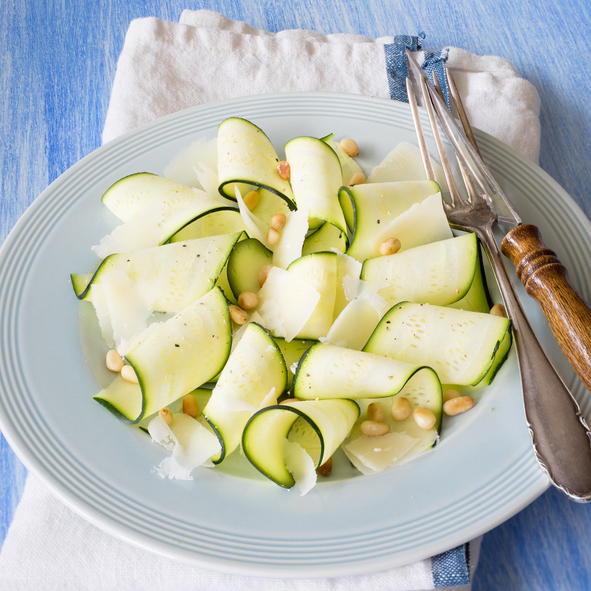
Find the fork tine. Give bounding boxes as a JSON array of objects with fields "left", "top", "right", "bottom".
[
  {"left": 414, "top": 74, "right": 463, "bottom": 206},
  {"left": 445, "top": 69, "right": 482, "bottom": 158},
  {"left": 433, "top": 70, "right": 479, "bottom": 205}
]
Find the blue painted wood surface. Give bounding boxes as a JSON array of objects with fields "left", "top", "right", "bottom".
[{"left": 2, "top": 1, "right": 591, "bottom": 588}]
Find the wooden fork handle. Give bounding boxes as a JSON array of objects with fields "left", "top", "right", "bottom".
[{"left": 501, "top": 224, "right": 591, "bottom": 393}]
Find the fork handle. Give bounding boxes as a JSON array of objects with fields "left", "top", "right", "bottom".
[
  {"left": 475, "top": 223, "right": 591, "bottom": 501},
  {"left": 501, "top": 224, "right": 591, "bottom": 394}
]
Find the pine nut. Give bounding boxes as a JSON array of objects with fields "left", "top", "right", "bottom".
[
  {"left": 413, "top": 407, "right": 437, "bottom": 430},
  {"left": 159, "top": 407, "right": 173, "bottom": 425},
  {"left": 243, "top": 189, "right": 260, "bottom": 211},
  {"left": 229, "top": 304, "right": 249, "bottom": 325},
  {"left": 444, "top": 396, "right": 475, "bottom": 416},
  {"left": 106, "top": 349, "right": 124, "bottom": 372},
  {"left": 271, "top": 212, "right": 287, "bottom": 230},
  {"left": 360, "top": 420, "right": 391, "bottom": 437},
  {"left": 259, "top": 264, "right": 274, "bottom": 287},
  {"left": 339, "top": 138, "right": 359, "bottom": 157},
  {"left": 442, "top": 389, "right": 461, "bottom": 403},
  {"left": 490, "top": 303, "right": 507, "bottom": 318},
  {"left": 238, "top": 292, "right": 259, "bottom": 310},
  {"left": 317, "top": 457, "right": 333, "bottom": 476},
  {"left": 182, "top": 394, "right": 199, "bottom": 418},
  {"left": 349, "top": 171, "right": 366, "bottom": 186},
  {"left": 367, "top": 402, "right": 385, "bottom": 423},
  {"left": 267, "top": 227, "right": 281, "bottom": 246},
  {"left": 277, "top": 161, "right": 290, "bottom": 180},
  {"left": 379, "top": 237, "right": 401, "bottom": 256},
  {"left": 391, "top": 397, "right": 411, "bottom": 421},
  {"left": 121, "top": 364, "right": 139, "bottom": 384}
]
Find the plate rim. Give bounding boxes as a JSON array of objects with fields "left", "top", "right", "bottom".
[{"left": 4, "top": 91, "right": 589, "bottom": 578}]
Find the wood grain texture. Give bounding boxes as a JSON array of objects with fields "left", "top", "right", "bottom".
[
  {"left": 2, "top": 0, "right": 591, "bottom": 589},
  {"left": 502, "top": 224, "right": 591, "bottom": 393}
]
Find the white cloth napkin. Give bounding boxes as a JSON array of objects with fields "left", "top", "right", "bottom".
[
  {"left": 102, "top": 10, "right": 541, "bottom": 162},
  {"left": 0, "top": 10, "right": 540, "bottom": 590}
]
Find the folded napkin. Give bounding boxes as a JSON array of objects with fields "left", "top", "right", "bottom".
[
  {"left": 102, "top": 10, "right": 541, "bottom": 162},
  {"left": 0, "top": 10, "right": 541, "bottom": 590}
]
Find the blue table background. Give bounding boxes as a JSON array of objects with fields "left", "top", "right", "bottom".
[{"left": 2, "top": 1, "right": 591, "bottom": 588}]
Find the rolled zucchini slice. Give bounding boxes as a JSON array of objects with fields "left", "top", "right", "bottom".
[
  {"left": 72, "top": 232, "right": 243, "bottom": 312},
  {"left": 227, "top": 238, "right": 273, "bottom": 300},
  {"left": 217, "top": 117, "right": 296, "bottom": 210},
  {"left": 203, "top": 322, "right": 287, "bottom": 463},
  {"left": 123, "top": 287, "right": 232, "bottom": 421},
  {"left": 364, "top": 301, "right": 512, "bottom": 386},
  {"left": 92, "top": 189, "right": 237, "bottom": 259},
  {"left": 242, "top": 398, "right": 359, "bottom": 490},
  {"left": 293, "top": 343, "right": 441, "bottom": 401},
  {"left": 284, "top": 136, "right": 347, "bottom": 237},
  {"left": 360, "top": 232, "right": 479, "bottom": 307},
  {"left": 169, "top": 209, "right": 247, "bottom": 241},
  {"left": 100, "top": 172, "right": 192, "bottom": 222}
]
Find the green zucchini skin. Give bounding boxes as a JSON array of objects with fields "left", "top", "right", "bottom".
[
  {"left": 242, "top": 399, "right": 359, "bottom": 489},
  {"left": 227, "top": 238, "right": 273, "bottom": 300}
]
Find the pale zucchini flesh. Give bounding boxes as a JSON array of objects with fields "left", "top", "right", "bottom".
[
  {"left": 360, "top": 232, "right": 478, "bottom": 307},
  {"left": 124, "top": 287, "right": 232, "bottom": 420},
  {"left": 284, "top": 136, "right": 347, "bottom": 236},
  {"left": 364, "top": 301, "right": 511, "bottom": 386},
  {"left": 73, "top": 233, "right": 242, "bottom": 312},
  {"left": 101, "top": 173, "right": 192, "bottom": 222},
  {"left": 217, "top": 117, "right": 296, "bottom": 210},
  {"left": 294, "top": 343, "right": 441, "bottom": 401}
]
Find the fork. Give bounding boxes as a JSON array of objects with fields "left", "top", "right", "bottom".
[{"left": 405, "top": 71, "right": 591, "bottom": 502}]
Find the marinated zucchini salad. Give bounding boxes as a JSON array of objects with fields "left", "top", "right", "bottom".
[{"left": 71, "top": 117, "right": 512, "bottom": 495}]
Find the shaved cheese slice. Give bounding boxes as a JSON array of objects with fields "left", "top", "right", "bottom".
[
  {"left": 92, "top": 270, "right": 154, "bottom": 351},
  {"left": 163, "top": 137, "right": 218, "bottom": 188},
  {"left": 148, "top": 414, "right": 222, "bottom": 480},
  {"left": 368, "top": 193, "right": 453, "bottom": 256},
  {"left": 345, "top": 431, "right": 419, "bottom": 474},
  {"left": 272, "top": 208, "right": 309, "bottom": 269},
  {"left": 367, "top": 141, "right": 448, "bottom": 192},
  {"left": 333, "top": 249, "right": 362, "bottom": 318},
  {"left": 258, "top": 387, "right": 278, "bottom": 410},
  {"left": 194, "top": 162, "right": 220, "bottom": 199},
  {"left": 341, "top": 274, "right": 388, "bottom": 303},
  {"left": 326, "top": 291, "right": 390, "bottom": 350},
  {"left": 90, "top": 282, "right": 115, "bottom": 348},
  {"left": 255, "top": 267, "right": 321, "bottom": 342},
  {"left": 283, "top": 439, "right": 317, "bottom": 496}
]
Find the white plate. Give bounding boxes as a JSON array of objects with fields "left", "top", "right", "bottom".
[{"left": 1, "top": 92, "right": 590, "bottom": 578}]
